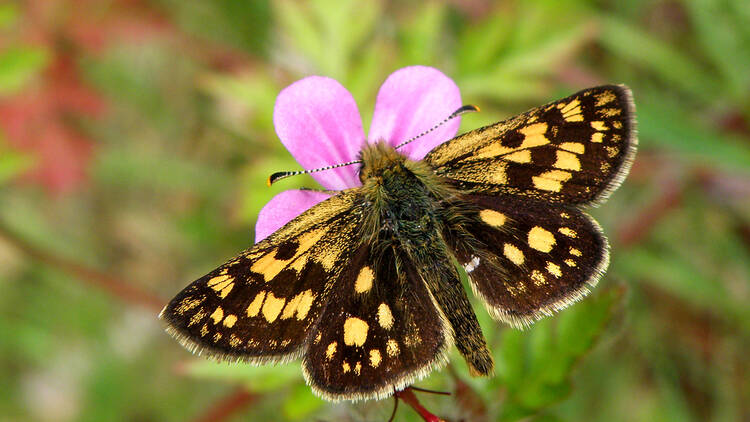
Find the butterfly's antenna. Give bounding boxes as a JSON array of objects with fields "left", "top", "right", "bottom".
[
  {"left": 268, "top": 104, "right": 478, "bottom": 186},
  {"left": 267, "top": 159, "right": 362, "bottom": 186},
  {"left": 394, "top": 104, "right": 480, "bottom": 150}
]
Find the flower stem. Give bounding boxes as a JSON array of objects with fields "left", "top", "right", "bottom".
[{"left": 396, "top": 388, "right": 445, "bottom": 422}]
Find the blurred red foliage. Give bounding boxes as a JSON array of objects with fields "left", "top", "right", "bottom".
[{"left": 0, "top": 0, "right": 169, "bottom": 194}]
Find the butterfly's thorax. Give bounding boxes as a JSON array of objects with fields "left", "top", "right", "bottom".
[{"left": 358, "top": 142, "right": 450, "bottom": 247}]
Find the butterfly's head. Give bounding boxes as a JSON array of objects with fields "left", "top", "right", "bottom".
[{"left": 358, "top": 141, "right": 408, "bottom": 184}]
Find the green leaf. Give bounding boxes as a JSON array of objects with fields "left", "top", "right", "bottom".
[
  {"left": 275, "top": 0, "right": 379, "bottom": 80},
  {"left": 0, "top": 139, "right": 33, "bottom": 184},
  {"left": 598, "top": 17, "right": 718, "bottom": 102},
  {"left": 398, "top": 2, "right": 447, "bottom": 66},
  {"left": 637, "top": 92, "right": 750, "bottom": 172},
  {"left": 684, "top": 0, "right": 750, "bottom": 100},
  {"left": 282, "top": 383, "right": 324, "bottom": 420},
  {"left": 0, "top": 3, "right": 18, "bottom": 29},
  {"left": 161, "top": 0, "right": 271, "bottom": 55},
  {"left": 494, "top": 288, "right": 621, "bottom": 421},
  {"left": 0, "top": 45, "right": 49, "bottom": 96},
  {"left": 456, "top": 11, "right": 513, "bottom": 74},
  {"left": 94, "top": 147, "right": 231, "bottom": 197}
]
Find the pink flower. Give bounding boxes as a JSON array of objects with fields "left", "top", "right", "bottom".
[{"left": 255, "top": 66, "right": 463, "bottom": 242}]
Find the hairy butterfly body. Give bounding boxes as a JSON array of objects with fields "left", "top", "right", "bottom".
[{"left": 161, "top": 85, "right": 636, "bottom": 401}]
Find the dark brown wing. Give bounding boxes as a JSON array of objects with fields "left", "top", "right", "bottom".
[
  {"left": 303, "top": 245, "right": 452, "bottom": 401},
  {"left": 446, "top": 194, "right": 609, "bottom": 328},
  {"left": 426, "top": 85, "right": 636, "bottom": 205},
  {"left": 159, "top": 190, "right": 365, "bottom": 363}
]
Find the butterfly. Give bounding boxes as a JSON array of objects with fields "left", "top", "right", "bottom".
[{"left": 160, "top": 85, "right": 636, "bottom": 401}]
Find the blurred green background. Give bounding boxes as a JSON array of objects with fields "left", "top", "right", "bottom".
[{"left": 1, "top": 1, "right": 749, "bottom": 421}]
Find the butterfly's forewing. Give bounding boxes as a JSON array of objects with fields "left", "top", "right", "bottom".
[
  {"left": 447, "top": 194, "right": 608, "bottom": 328},
  {"left": 426, "top": 85, "right": 636, "bottom": 205},
  {"left": 160, "top": 190, "right": 365, "bottom": 363},
  {"left": 303, "top": 246, "right": 451, "bottom": 401}
]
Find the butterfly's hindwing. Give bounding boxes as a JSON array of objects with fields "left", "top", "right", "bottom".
[
  {"left": 448, "top": 194, "right": 608, "bottom": 328},
  {"left": 303, "top": 245, "right": 452, "bottom": 401},
  {"left": 426, "top": 85, "right": 636, "bottom": 205},
  {"left": 160, "top": 191, "right": 365, "bottom": 363}
]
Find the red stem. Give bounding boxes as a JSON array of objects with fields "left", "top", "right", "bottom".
[{"left": 396, "top": 389, "right": 445, "bottom": 422}]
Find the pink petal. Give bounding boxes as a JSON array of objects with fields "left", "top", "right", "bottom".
[
  {"left": 254, "top": 190, "right": 331, "bottom": 243},
  {"left": 273, "top": 76, "right": 365, "bottom": 190},
  {"left": 369, "top": 66, "right": 463, "bottom": 160}
]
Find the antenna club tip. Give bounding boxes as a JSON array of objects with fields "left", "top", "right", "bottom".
[
  {"left": 266, "top": 176, "right": 272, "bottom": 187},
  {"left": 472, "top": 104, "right": 480, "bottom": 112}
]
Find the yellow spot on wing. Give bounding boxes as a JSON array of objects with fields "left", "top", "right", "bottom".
[
  {"left": 504, "top": 150, "right": 531, "bottom": 163},
  {"left": 251, "top": 229, "right": 327, "bottom": 282},
  {"left": 251, "top": 252, "right": 291, "bottom": 282},
  {"left": 559, "top": 227, "right": 577, "bottom": 238},
  {"left": 280, "top": 292, "right": 302, "bottom": 320},
  {"left": 210, "top": 307, "right": 224, "bottom": 324},
  {"left": 601, "top": 108, "right": 621, "bottom": 117},
  {"left": 532, "top": 170, "right": 572, "bottom": 192},
  {"left": 342, "top": 362, "right": 351, "bottom": 373},
  {"left": 377, "top": 303, "right": 394, "bottom": 329},
  {"left": 223, "top": 314, "right": 237, "bottom": 328},
  {"left": 326, "top": 342, "right": 337, "bottom": 360},
  {"left": 528, "top": 226, "right": 556, "bottom": 252},
  {"left": 480, "top": 209, "right": 507, "bottom": 227},
  {"left": 559, "top": 98, "right": 580, "bottom": 114},
  {"left": 591, "top": 133, "right": 604, "bottom": 143},
  {"left": 316, "top": 246, "right": 340, "bottom": 271},
  {"left": 289, "top": 254, "right": 307, "bottom": 272},
  {"left": 281, "top": 289, "right": 315, "bottom": 320},
  {"left": 207, "top": 274, "right": 234, "bottom": 298},
  {"left": 554, "top": 150, "right": 581, "bottom": 171},
  {"left": 200, "top": 324, "right": 209, "bottom": 337},
  {"left": 565, "top": 259, "right": 577, "bottom": 267},
  {"left": 246, "top": 291, "right": 266, "bottom": 317},
  {"left": 560, "top": 142, "right": 585, "bottom": 154},
  {"left": 475, "top": 123, "right": 549, "bottom": 159},
  {"left": 531, "top": 270, "right": 546, "bottom": 286},
  {"left": 343, "top": 317, "right": 369, "bottom": 346},
  {"left": 176, "top": 297, "right": 205, "bottom": 315},
  {"left": 262, "top": 292, "right": 285, "bottom": 323},
  {"left": 354, "top": 362, "right": 362, "bottom": 375},
  {"left": 295, "top": 290, "right": 315, "bottom": 320},
  {"left": 369, "top": 349, "right": 382, "bottom": 368},
  {"left": 386, "top": 339, "right": 400, "bottom": 357},
  {"left": 486, "top": 162, "right": 508, "bottom": 184},
  {"left": 296, "top": 228, "right": 327, "bottom": 251},
  {"left": 595, "top": 90, "right": 616, "bottom": 106},
  {"left": 569, "top": 248, "right": 582, "bottom": 256},
  {"left": 546, "top": 262, "right": 562, "bottom": 277},
  {"left": 591, "top": 121, "right": 608, "bottom": 131},
  {"left": 229, "top": 334, "right": 242, "bottom": 348},
  {"left": 189, "top": 309, "right": 207, "bottom": 327},
  {"left": 355, "top": 266, "right": 374, "bottom": 293},
  {"left": 503, "top": 243, "right": 525, "bottom": 266},
  {"left": 519, "top": 122, "right": 550, "bottom": 148}
]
